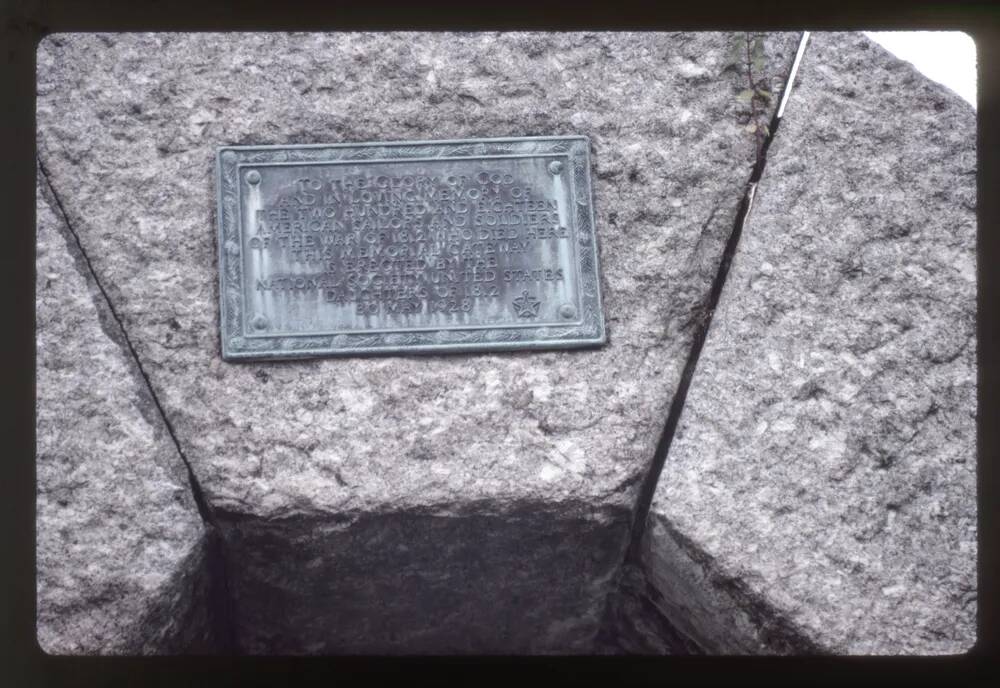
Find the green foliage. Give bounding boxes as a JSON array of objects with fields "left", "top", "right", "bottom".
[{"left": 730, "top": 32, "right": 774, "bottom": 164}]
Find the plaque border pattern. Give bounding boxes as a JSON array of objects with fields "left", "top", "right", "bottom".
[{"left": 216, "top": 136, "right": 606, "bottom": 360}]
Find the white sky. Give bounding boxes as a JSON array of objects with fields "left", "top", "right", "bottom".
[{"left": 863, "top": 31, "right": 977, "bottom": 109}]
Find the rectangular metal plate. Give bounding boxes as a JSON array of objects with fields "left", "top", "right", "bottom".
[{"left": 217, "top": 136, "right": 605, "bottom": 360}]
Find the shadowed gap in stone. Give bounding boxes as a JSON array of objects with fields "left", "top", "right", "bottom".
[
  {"left": 597, "top": 31, "right": 812, "bottom": 654},
  {"left": 214, "top": 503, "right": 630, "bottom": 654}
]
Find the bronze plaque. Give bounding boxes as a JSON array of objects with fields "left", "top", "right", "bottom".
[{"left": 217, "top": 136, "right": 605, "bottom": 360}]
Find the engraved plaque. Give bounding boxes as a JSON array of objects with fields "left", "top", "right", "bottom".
[{"left": 216, "top": 136, "right": 605, "bottom": 360}]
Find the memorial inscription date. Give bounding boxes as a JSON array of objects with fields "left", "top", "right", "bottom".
[{"left": 217, "top": 137, "right": 605, "bottom": 359}]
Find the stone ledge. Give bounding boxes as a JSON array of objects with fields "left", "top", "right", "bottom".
[
  {"left": 35, "top": 178, "right": 218, "bottom": 654},
  {"left": 636, "top": 32, "right": 977, "bottom": 655}
]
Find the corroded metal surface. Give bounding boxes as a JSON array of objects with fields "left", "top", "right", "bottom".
[{"left": 217, "top": 136, "right": 605, "bottom": 359}]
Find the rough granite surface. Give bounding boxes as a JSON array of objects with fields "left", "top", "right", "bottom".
[
  {"left": 643, "top": 32, "right": 977, "bottom": 654},
  {"left": 35, "top": 180, "right": 216, "bottom": 654},
  {"left": 36, "top": 32, "right": 797, "bottom": 652}
]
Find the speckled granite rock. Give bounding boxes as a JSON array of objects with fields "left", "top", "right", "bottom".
[
  {"left": 640, "top": 32, "right": 977, "bottom": 654},
  {"left": 35, "top": 179, "right": 217, "bottom": 654},
  {"left": 36, "top": 32, "right": 797, "bottom": 653}
]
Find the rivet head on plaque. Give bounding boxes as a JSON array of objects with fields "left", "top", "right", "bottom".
[
  {"left": 246, "top": 170, "right": 261, "bottom": 185},
  {"left": 559, "top": 303, "right": 577, "bottom": 319},
  {"left": 548, "top": 160, "right": 563, "bottom": 175},
  {"left": 251, "top": 314, "right": 269, "bottom": 330}
]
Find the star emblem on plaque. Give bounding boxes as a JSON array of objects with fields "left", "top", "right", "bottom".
[{"left": 512, "top": 290, "right": 542, "bottom": 318}]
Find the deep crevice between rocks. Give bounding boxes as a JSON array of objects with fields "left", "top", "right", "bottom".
[
  {"left": 597, "top": 31, "right": 812, "bottom": 654},
  {"left": 37, "top": 160, "right": 239, "bottom": 654},
  {"left": 212, "top": 500, "right": 631, "bottom": 654}
]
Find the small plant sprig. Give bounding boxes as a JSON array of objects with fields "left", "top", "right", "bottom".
[{"left": 730, "top": 33, "right": 774, "bottom": 165}]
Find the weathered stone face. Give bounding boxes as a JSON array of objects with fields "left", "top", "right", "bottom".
[
  {"left": 35, "top": 180, "right": 216, "bottom": 655},
  {"left": 36, "top": 32, "right": 798, "bottom": 652},
  {"left": 640, "top": 32, "right": 977, "bottom": 654}
]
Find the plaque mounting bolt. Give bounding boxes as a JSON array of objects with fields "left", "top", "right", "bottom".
[
  {"left": 548, "top": 160, "right": 564, "bottom": 176},
  {"left": 246, "top": 170, "right": 261, "bottom": 185},
  {"left": 251, "top": 314, "right": 269, "bottom": 331},
  {"left": 559, "top": 303, "right": 577, "bottom": 319}
]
